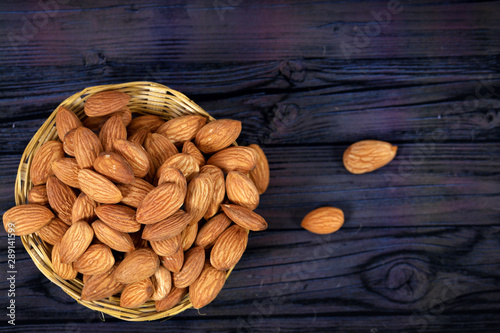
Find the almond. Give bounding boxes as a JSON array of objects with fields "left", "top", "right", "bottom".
[
  {"left": 185, "top": 173, "right": 214, "bottom": 225},
  {"left": 150, "top": 233, "right": 181, "bottom": 257},
  {"left": 221, "top": 204, "right": 268, "bottom": 231},
  {"left": 113, "top": 106, "right": 133, "bottom": 127},
  {"left": 160, "top": 246, "right": 184, "bottom": 273},
  {"left": 58, "top": 220, "right": 94, "bottom": 263},
  {"left": 113, "top": 139, "right": 150, "bottom": 178},
  {"left": 195, "top": 213, "right": 232, "bottom": 248},
  {"left": 142, "top": 210, "right": 192, "bottom": 241},
  {"left": 114, "top": 248, "right": 159, "bottom": 284},
  {"left": 128, "top": 128, "right": 150, "bottom": 146},
  {"left": 182, "top": 141, "right": 205, "bottom": 167},
  {"left": 226, "top": 171, "right": 260, "bottom": 210},
  {"left": 74, "top": 244, "right": 115, "bottom": 275},
  {"left": 27, "top": 185, "right": 49, "bottom": 206},
  {"left": 156, "top": 115, "right": 207, "bottom": 146},
  {"left": 190, "top": 261, "right": 227, "bottom": 309},
  {"left": 30, "top": 140, "right": 64, "bottom": 185},
  {"left": 120, "top": 278, "right": 154, "bottom": 308},
  {"left": 157, "top": 153, "right": 199, "bottom": 183},
  {"left": 117, "top": 178, "right": 154, "bottom": 208},
  {"left": 343, "top": 140, "right": 397, "bottom": 174},
  {"left": 172, "top": 246, "right": 205, "bottom": 288},
  {"left": 81, "top": 264, "right": 125, "bottom": 301},
  {"left": 155, "top": 286, "right": 187, "bottom": 312},
  {"left": 63, "top": 129, "right": 77, "bottom": 156},
  {"left": 95, "top": 204, "right": 141, "bottom": 233},
  {"left": 92, "top": 220, "right": 135, "bottom": 252},
  {"left": 71, "top": 193, "right": 97, "bottom": 224},
  {"left": 99, "top": 114, "right": 127, "bottom": 151},
  {"left": 195, "top": 119, "right": 241, "bottom": 154},
  {"left": 78, "top": 169, "right": 123, "bottom": 204},
  {"left": 74, "top": 126, "right": 103, "bottom": 169},
  {"left": 248, "top": 144, "right": 270, "bottom": 194},
  {"left": 300, "top": 207, "right": 344, "bottom": 234},
  {"left": 52, "top": 158, "right": 81, "bottom": 189},
  {"left": 52, "top": 241, "right": 78, "bottom": 280},
  {"left": 156, "top": 166, "right": 187, "bottom": 190},
  {"left": 207, "top": 146, "right": 256, "bottom": 173},
  {"left": 210, "top": 225, "right": 248, "bottom": 270},
  {"left": 82, "top": 116, "right": 107, "bottom": 132},
  {"left": 56, "top": 106, "right": 82, "bottom": 140},
  {"left": 46, "top": 176, "right": 77, "bottom": 225},
  {"left": 180, "top": 221, "right": 198, "bottom": 251},
  {"left": 144, "top": 132, "right": 178, "bottom": 170},
  {"left": 84, "top": 91, "right": 131, "bottom": 117},
  {"left": 127, "top": 115, "right": 165, "bottom": 136},
  {"left": 3, "top": 204, "right": 54, "bottom": 236},
  {"left": 150, "top": 266, "right": 172, "bottom": 301},
  {"left": 136, "top": 182, "right": 185, "bottom": 224},
  {"left": 37, "top": 217, "right": 69, "bottom": 245},
  {"left": 200, "top": 165, "right": 225, "bottom": 219},
  {"left": 93, "top": 152, "right": 135, "bottom": 184}
]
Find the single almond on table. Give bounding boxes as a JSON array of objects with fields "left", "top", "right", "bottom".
[
  {"left": 74, "top": 244, "right": 115, "bottom": 275},
  {"left": 200, "top": 165, "right": 225, "bottom": 219},
  {"left": 127, "top": 115, "right": 165, "bottom": 136},
  {"left": 114, "top": 248, "right": 159, "bottom": 284},
  {"left": 180, "top": 221, "right": 198, "bottom": 251},
  {"left": 71, "top": 193, "right": 97, "bottom": 224},
  {"left": 74, "top": 126, "right": 103, "bottom": 169},
  {"left": 343, "top": 140, "right": 397, "bottom": 174},
  {"left": 117, "top": 178, "right": 154, "bottom": 208},
  {"left": 173, "top": 246, "right": 205, "bottom": 288},
  {"left": 27, "top": 185, "right": 49, "bottom": 206},
  {"left": 52, "top": 158, "right": 81, "bottom": 189},
  {"left": 150, "top": 233, "right": 182, "bottom": 257},
  {"left": 93, "top": 152, "right": 135, "bottom": 184},
  {"left": 46, "top": 176, "right": 77, "bottom": 225},
  {"left": 120, "top": 278, "right": 154, "bottom": 308},
  {"left": 142, "top": 210, "right": 192, "bottom": 241},
  {"left": 185, "top": 173, "right": 214, "bottom": 225},
  {"left": 144, "top": 132, "right": 179, "bottom": 170},
  {"left": 136, "top": 182, "right": 185, "bottom": 224},
  {"left": 195, "top": 213, "right": 232, "bottom": 248},
  {"left": 58, "top": 220, "right": 94, "bottom": 264},
  {"left": 160, "top": 246, "right": 184, "bottom": 273},
  {"left": 56, "top": 106, "right": 82, "bottom": 141},
  {"left": 182, "top": 141, "right": 205, "bottom": 167},
  {"left": 52, "top": 241, "right": 78, "bottom": 280},
  {"left": 113, "top": 139, "right": 150, "bottom": 178},
  {"left": 156, "top": 115, "right": 207, "bottom": 146},
  {"left": 248, "top": 144, "right": 270, "bottom": 194},
  {"left": 155, "top": 286, "right": 187, "bottom": 312},
  {"left": 221, "top": 204, "right": 268, "bottom": 231},
  {"left": 207, "top": 146, "right": 257, "bottom": 174},
  {"left": 157, "top": 153, "right": 199, "bottom": 183},
  {"left": 84, "top": 90, "right": 131, "bottom": 117},
  {"left": 3, "top": 204, "right": 54, "bottom": 236},
  {"left": 37, "top": 217, "right": 69, "bottom": 245},
  {"left": 150, "top": 266, "right": 172, "bottom": 301},
  {"left": 99, "top": 114, "right": 127, "bottom": 152},
  {"left": 210, "top": 225, "right": 248, "bottom": 271},
  {"left": 92, "top": 220, "right": 135, "bottom": 253},
  {"left": 95, "top": 204, "right": 141, "bottom": 233},
  {"left": 195, "top": 119, "right": 242, "bottom": 154},
  {"left": 300, "top": 207, "right": 344, "bottom": 234},
  {"left": 226, "top": 171, "right": 260, "bottom": 210},
  {"left": 190, "top": 261, "right": 227, "bottom": 309},
  {"left": 30, "top": 140, "right": 65, "bottom": 185},
  {"left": 81, "top": 264, "right": 125, "bottom": 301},
  {"left": 78, "top": 169, "right": 123, "bottom": 204}
]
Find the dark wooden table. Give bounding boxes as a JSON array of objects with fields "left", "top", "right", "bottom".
[{"left": 1, "top": 0, "right": 499, "bottom": 332}]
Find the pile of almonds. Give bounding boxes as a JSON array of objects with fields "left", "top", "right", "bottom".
[{"left": 3, "top": 90, "right": 270, "bottom": 310}]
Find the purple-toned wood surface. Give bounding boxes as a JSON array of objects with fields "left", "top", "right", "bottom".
[{"left": 0, "top": 1, "right": 499, "bottom": 332}]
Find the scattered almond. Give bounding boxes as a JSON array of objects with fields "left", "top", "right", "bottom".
[
  {"left": 300, "top": 207, "right": 344, "bottom": 234},
  {"left": 343, "top": 140, "right": 397, "bottom": 174}
]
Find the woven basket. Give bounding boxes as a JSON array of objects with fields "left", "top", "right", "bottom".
[{"left": 15, "top": 81, "right": 238, "bottom": 321}]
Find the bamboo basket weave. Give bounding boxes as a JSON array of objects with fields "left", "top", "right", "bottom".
[{"left": 15, "top": 82, "right": 239, "bottom": 321}]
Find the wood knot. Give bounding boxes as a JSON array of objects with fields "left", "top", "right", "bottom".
[
  {"left": 279, "top": 60, "right": 305, "bottom": 83},
  {"left": 272, "top": 103, "right": 300, "bottom": 127}
]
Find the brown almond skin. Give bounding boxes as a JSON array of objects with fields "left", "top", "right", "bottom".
[
  {"left": 128, "top": 127, "right": 150, "bottom": 146},
  {"left": 182, "top": 141, "right": 205, "bottom": 167},
  {"left": 56, "top": 106, "right": 82, "bottom": 140},
  {"left": 207, "top": 146, "right": 257, "bottom": 174},
  {"left": 142, "top": 210, "right": 192, "bottom": 241},
  {"left": 156, "top": 115, "right": 207, "bottom": 146},
  {"left": 300, "top": 207, "right": 344, "bottom": 234},
  {"left": 74, "top": 244, "right": 115, "bottom": 275},
  {"left": 81, "top": 264, "right": 125, "bottom": 301},
  {"left": 155, "top": 286, "right": 187, "bottom": 312},
  {"left": 190, "top": 262, "right": 227, "bottom": 309},
  {"left": 52, "top": 158, "right": 81, "bottom": 189},
  {"left": 113, "top": 139, "right": 150, "bottom": 178},
  {"left": 117, "top": 178, "right": 154, "bottom": 208},
  {"left": 84, "top": 90, "right": 131, "bottom": 117},
  {"left": 37, "top": 217, "right": 69, "bottom": 245},
  {"left": 114, "top": 248, "right": 159, "bottom": 284},
  {"left": 150, "top": 266, "right": 172, "bottom": 301},
  {"left": 161, "top": 246, "right": 184, "bottom": 273},
  {"left": 200, "top": 165, "right": 225, "bottom": 219},
  {"left": 46, "top": 176, "right": 77, "bottom": 225},
  {"left": 71, "top": 193, "right": 97, "bottom": 224},
  {"left": 78, "top": 169, "right": 123, "bottom": 204},
  {"left": 221, "top": 204, "right": 268, "bottom": 231},
  {"left": 248, "top": 144, "right": 270, "bottom": 194},
  {"left": 95, "top": 204, "right": 141, "bottom": 233},
  {"left": 52, "top": 241, "right": 78, "bottom": 280},
  {"left": 27, "top": 185, "right": 49, "bottom": 206},
  {"left": 63, "top": 129, "right": 77, "bottom": 156},
  {"left": 74, "top": 126, "right": 103, "bottom": 169},
  {"left": 136, "top": 182, "right": 185, "bottom": 224},
  {"left": 93, "top": 152, "right": 135, "bottom": 184},
  {"left": 210, "top": 225, "right": 248, "bottom": 270},
  {"left": 150, "top": 233, "right": 182, "bottom": 257},
  {"left": 180, "top": 222, "right": 198, "bottom": 251},
  {"left": 120, "top": 278, "right": 154, "bottom": 308},
  {"left": 195, "top": 119, "right": 242, "bottom": 154},
  {"left": 185, "top": 173, "right": 214, "bottom": 225},
  {"left": 173, "top": 246, "right": 205, "bottom": 288},
  {"left": 195, "top": 213, "right": 232, "bottom": 248},
  {"left": 343, "top": 140, "right": 398, "bottom": 174},
  {"left": 127, "top": 115, "right": 165, "bottom": 136},
  {"left": 226, "top": 171, "right": 260, "bottom": 210},
  {"left": 144, "top": 132, "right": 179, "bottom": 170},
  {"left": 156, "top": 167, "right": 187, "bottom": 190},
  {"left": 58, "top": 220, "right": 94, "bottom": 263},
  {"left": 3, "top": 204, "right": 54, "bottom": 236},
  {"left": 92, "top": 220, "right": 135, "bottom": 252},
  {"left": 99, "top": 114, "right": 127, "bottom": 151},
  {"left": 30, "top": 140, "right": 65, "bottom": 185},
  {"left": 157, "top": 153, "right": 199, "bottom": 183}
]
